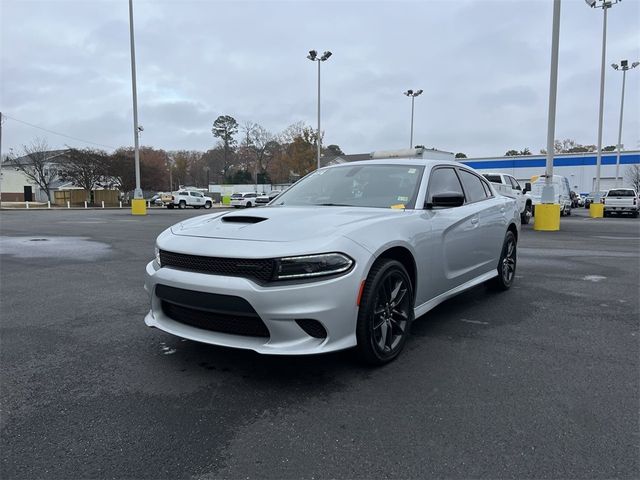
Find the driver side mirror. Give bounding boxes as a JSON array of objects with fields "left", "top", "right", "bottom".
[
  {"left": 523, "top": 182, "right": 531, "bottom": 193},
  {"left": 426, "top": 192, "right": 465, "bottom": 209}
]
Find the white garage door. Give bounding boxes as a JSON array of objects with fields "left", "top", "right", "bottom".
[{"left": 592, "top": 177, "right": 618, "bottom": 191}]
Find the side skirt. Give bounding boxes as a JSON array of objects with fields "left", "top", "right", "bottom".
[{"left": 414, "top": 270, "right": 498, "bottom": 319}]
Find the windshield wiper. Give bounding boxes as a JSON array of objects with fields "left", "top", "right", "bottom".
[{"left": 316, "top": 203, "right": 353, "bottom": 207}]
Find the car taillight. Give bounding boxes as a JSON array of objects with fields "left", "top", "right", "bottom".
[{"left": 171, "top": 196, "right": 174, "bottom": 200}]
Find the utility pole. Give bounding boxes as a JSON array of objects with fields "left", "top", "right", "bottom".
[
  {"left": 307, "top": 50, "right": 332, "bottom": 170},
  {"left": 611, "top": 60, "right": 639, "bottom": 187},
  {"left": 128, "top": 0, "right": 145, "bottom": 214},
  {"left": 534, "top": 0, "right": 562, "bottom": 231},
  {"left": 404, "top": 90, "right": 423, "bottom": 148}
]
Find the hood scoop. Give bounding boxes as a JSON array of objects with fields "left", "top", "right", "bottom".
[{"left": 221, "top": 216, "right": 267, "bottom": 224}]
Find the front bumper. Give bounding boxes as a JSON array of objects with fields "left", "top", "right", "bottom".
[{"left": 144, "top": 259, "right": 365, "bottom": 355}]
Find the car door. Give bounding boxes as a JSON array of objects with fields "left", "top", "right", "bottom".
[
  {"left": 507, "top": 175, "right": 524, "bottom": 212},
  {"left": 424, "top": 167, "right": 485, "bottom": 297},
  {"left": 457, "top": 168, "right": 506, "bottom": 273}
]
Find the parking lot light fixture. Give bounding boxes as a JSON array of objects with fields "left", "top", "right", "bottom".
[
  {"left": 404, "top": 89, "right": 423, "bottom": 149},
  {"left": 611, "top": 59, "right": 638, "bottom": 187},
  {"left": 307, "top": 49, "right": 332, "bottom": 169},
  {"left": 586, "top": 0, "right": 621, "bottom": 204}
]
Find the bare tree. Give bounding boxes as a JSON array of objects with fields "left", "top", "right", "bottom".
[
  {"left": 625, "top": 165, "right": 640, "bottom": 192},
  {"left": 8, "top": 138, "right": 59, "bottom": 201},
  {"left": 59, "top": 147, "right": 108, "bottom": 204}
]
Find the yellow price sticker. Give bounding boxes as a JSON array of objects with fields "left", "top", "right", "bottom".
[{"left": 390, "top": 204, "right": 405, "bottom": 209}]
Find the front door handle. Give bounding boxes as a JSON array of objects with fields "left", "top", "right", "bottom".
[{"left": 470, "top": 217, "right": 479, "bottom": 225}]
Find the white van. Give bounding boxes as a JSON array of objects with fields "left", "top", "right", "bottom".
[{"left": 529, "top": 175, "right": 572, "bottom": 216}]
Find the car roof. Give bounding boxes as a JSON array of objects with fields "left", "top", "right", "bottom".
[{"left": 325, "top": 158, "right": 462, "bottom": 169}]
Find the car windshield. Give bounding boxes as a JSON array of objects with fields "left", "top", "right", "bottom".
[
  {"left": 607, "top": 189, "right": 634, "bottom": 197},
  {"left": 271, "top": 164, "right": 425, "bottom": 209}
]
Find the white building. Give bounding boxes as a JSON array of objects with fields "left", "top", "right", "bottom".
[{"left": 459, "top": 150, "right": 640, "bottom": 194}]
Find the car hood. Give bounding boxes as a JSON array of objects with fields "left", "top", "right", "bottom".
[{"left": 171, "top": 206, "right": 410, "bottom": 242}]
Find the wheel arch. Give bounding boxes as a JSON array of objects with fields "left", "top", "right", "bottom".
[{"left": 372, "top": 246, "right": 417, "bottom": 299}]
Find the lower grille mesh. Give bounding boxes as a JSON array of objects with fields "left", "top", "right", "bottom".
[{"left": 162, "top": 301, "right": 270, "bottom": 338}]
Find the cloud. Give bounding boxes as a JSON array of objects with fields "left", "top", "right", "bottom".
[{"left": 1, "top": 0, "right": 638, "bottom": 157}]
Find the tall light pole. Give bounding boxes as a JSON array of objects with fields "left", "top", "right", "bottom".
[
  {"left": 535, "top": 0, "right": 562, "bottom": 231},
  {"left": 586, "top": 0, "right": 620, "bottom": 200},
  {"left": 307, "top": 50, "right": 332, "bottom": 170},
  {"left": 128, "top": 0, "right": 144, "bottom": 212},
  {"left": 404, "top": 89, "right": 423, "bottom": 149},
  {"left": 611, "top": 60, "right": 639, "bottom": 186}
]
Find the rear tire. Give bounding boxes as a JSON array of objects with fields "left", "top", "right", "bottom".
[
  {"left": 356, "top": 259, "right": 414, "bottom": 365},
  {"left": 246, "top": 202, "right": 252, "bottom": 208},
  {"left": 521, "top": 203, "right": 532, "bottom": 225},
  {"left": 167, "top": 204, "right": 174, "bottom": 209},
  {"left": 491, "top": 231, "right": 517, "bottom": 291}
]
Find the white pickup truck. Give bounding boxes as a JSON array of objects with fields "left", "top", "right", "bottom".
[
  {"left": 603, "top": 188, "right": 639, "bottom": 218},
  {"left": 164, "top": 190, "right": 213, "bottom": 209},
  {"left": 482, "top": 172, "right": 533, "bottom": 224}
]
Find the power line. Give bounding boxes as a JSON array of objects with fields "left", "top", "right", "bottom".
[{"left": 3, "top": 114, "right": 116, "bottom": 150}]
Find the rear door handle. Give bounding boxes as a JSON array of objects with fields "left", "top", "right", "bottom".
[{"left": 470, "top": 217, "right": 479, "bottom": 225}]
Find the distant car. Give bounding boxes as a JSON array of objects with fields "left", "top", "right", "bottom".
[
  {"left": 585, "top": 191, "right": 607, "bottom": 209},
  {"left": 230, "top": 192, "right": 258, "bottom": 208},
  {"left": 145, "top": 159, "right": 521, "bottom": 364},
  {"left": 164, "top": 190, "right": 212, "bottom": 209},
  {"left": 529, "top": 175, "right": 572, "bottom": 216},
  {"left": 149, "top": 194, "right": 164, "bottom": 206},
  {"left": 255, "top": 190, "right": 282, "bottom": 206},
  {"left": 481, "top": 173, "right": 532, "bottom": 224},
  {"left": 603, "top": 188, "right": 639, "bottom": 217}
]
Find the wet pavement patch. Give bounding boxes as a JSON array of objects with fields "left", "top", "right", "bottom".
[{"left": 0, "top": 236, "right": 111, "bottom": 261}]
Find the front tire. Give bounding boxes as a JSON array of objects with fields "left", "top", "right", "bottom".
[
  {"left": 178, "top": 201, "right": 186, "bottom": 209},
  {"left": 491, "top": 231, "right": 517, "bottom": 291},
  {"left": 356, "top": 259, "right": 414, "bottom": 365},
  {"left": 245, "top": 202, "right": 252, "bottom": 208},
  {"left": 204, "top": 202, "right": 212, "bottom": 209}
]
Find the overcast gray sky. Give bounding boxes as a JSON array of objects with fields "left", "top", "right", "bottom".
[{"left": 1, "top": 0, "right": 639, "bottom": 158}]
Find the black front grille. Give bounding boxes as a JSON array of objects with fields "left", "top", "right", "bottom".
[
  {"left": 157, "top": 284, "right": 269, "bottom": 338},
  {"left": 160, "top": 250, "right": 276, "bottom": 283}
]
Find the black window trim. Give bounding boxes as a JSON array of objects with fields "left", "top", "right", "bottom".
[
  {"left": 455, "top": 167, "right": 493, "bottom": 205},
  {"left": 425, "top": 166, "right": 465, "bottom": 209}
]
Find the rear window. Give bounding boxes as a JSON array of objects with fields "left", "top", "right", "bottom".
[
  {"left": 607, "top": 189, "right": 635, "bottom": 197},
  {"left": 482, "top": 174, "right": 502, "bottom": 183},
  {"left": 459, "top": 170, "right": 489, "bottom": 203}
]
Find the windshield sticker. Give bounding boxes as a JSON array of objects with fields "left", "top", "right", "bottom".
[
  {"left": 390, "top": 204, "right": 405, "bottom": 209},
  {"left": 408, "top": 168, "right": 417, "bottom": 174},
  {"left": 397, "top": 196, "right": 409, "bottom": 202}
]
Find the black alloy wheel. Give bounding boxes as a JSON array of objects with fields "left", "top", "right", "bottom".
[
  {"left": 356, "top": 259, "right": 414, "bottom": 365},
  {"left": 492, "top": 230, "right": 517, "bottom": 291}
]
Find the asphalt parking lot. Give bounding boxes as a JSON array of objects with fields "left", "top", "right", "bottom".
[{"left": 1, "top": 208, "right": 638, "bottom": 479}]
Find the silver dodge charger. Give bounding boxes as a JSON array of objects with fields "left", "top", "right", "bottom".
[{"left": 144, "top": 159, "right": 520, "bottom": 364}]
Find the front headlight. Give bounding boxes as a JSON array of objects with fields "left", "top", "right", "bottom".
[
  {"left": 155, "top": 246, "right": 161, "bottom": 267},
  {"left": 274, "top": 253, "right": 353, "bottom": 280}
]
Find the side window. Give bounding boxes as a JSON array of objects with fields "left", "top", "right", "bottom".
[
  {"left": 189, "top": 192, "right": 198, "bottom": 197},
  {"left": 458, "top": 169, "right": 488, "bottom": 203},
  {"left": 509, "top": 176, "right": 521, "bottom": 190},
  {"left": 179, "top": 192, "right": 188, "bottom": 196},
  {"left": 427, "top": 168, "right": 464, "bottom": 203},
  {"left": 481, "top": 180, "right": 493, "bottom": 197}
]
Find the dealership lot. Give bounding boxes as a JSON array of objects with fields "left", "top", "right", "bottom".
[{"left": 1, "top": 209, "right": 638, "bottom": 479}]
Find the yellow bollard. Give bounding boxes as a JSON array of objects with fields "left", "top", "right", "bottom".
[
  {"left": 131, "top": 198, "right": 147, "bottom": 216},
  {"left": 589, "top": 203, "right": 604, "bottom": 218},
  {"left": 533, "top": 204, "right": 561, "bottom": 231}
]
